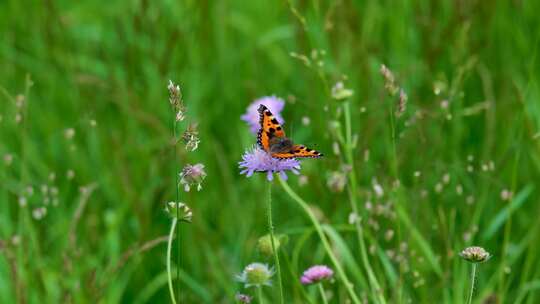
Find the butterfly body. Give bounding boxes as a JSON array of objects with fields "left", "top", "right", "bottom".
[
  {"left": 269, "top": 137, "right": 294, "bottom": 154},
  {"left": 257, "top": 104, "right": 323, "bottom": 159}
]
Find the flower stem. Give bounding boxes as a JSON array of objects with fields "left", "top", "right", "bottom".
[
  {"left": 467, "top": 263, "right": 478, "bottom": 304},
  {"left": 257, "top": 286, "right": 265, "bottom": 304},
  {"left": 167, "top": 218, "right": 178, "bottom": 304},
  {"left": 342, "top": 101, "right": 385, "bottom": 304},
  {"left": 267, "top": 182, "right": 284, "bottom": 304},
  {"left": 278, "top": 177, "right": 361, "bottom": 304},
  {"left": 173, "top": 106, "right": 181, "bottom": 302},
  {"left": 318, "top": 283, "right": 329, "bottom": 304}
]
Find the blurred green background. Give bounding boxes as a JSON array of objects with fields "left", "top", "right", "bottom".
[{"left": 1, "top": 0, "right": 540, "bottom": 303}]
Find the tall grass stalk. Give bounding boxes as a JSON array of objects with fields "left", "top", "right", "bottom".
[
  {"left": 318, "top": 283, "right": 329, "bottom": 304},
  {"left": 386, "top": 94, "right": 405, "bottom": 301},
  {"left": 467, "top": 263, "right": 477, "bottom": 304},
  {"left": 266, "top": 182, "right": 284, "bottom": 304},
  {"left": 278, "top": 177, "right": 361, "bottom": 304},
  {"left": 18, "top": 75, "right": 34, "bottom": 302},
  {"left": 174, "top": 116, "right": 181, "bottom": 303},
  {"left": 167, "top": 83, "right": 182, "bottom": 303},
  {"left": 167, "top": 218, "right": 178, "bottom": 304},
  {"left": 342, "top": 101, "right": 386, "bottom": 304}
]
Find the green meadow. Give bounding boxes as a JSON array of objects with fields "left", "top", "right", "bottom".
[{"left": 1, "top": 0, "right": 540, "bottom": 303}]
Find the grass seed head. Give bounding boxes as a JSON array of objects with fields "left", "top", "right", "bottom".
[
  {"left": 168, "top": 80, "right": 186, "bottom": 122},
  {"left": 182, "top": 123, "right": 200, "bottom": 152},
  {"left": 395, "top": 89, "right": 407, "bottom": 117}
]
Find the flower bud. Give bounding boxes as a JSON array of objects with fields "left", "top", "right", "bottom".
[
  {"left": 236, "top": 263, "right": 274, "bottom": 288},
  {"left": 257, "top": 234, "right": 288, "bottom": 258},
  {"left": 166, "top": 202, "right": 193, "bottom": 222},
  {"left": 235, "top": 293, "right": 252, "bottom": 303},
  {"left": 331, "top": 81, "right": 354, "bottom": 101}
]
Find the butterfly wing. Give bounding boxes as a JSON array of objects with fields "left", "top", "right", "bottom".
[
  {"left": 271, "top": 144, "right": 323, "bottom": 159},
  {"left": 256, "top": 104, "right": 323, "bottom": 159},
  {"left": 257, "top": 104, "right": 286, "bottom": 151}
]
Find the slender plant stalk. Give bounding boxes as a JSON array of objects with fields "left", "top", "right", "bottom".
[
  {"left": 467, "top": 263, "right": 477, "bottom": 304},
  {"left": 499, "top": 126, "right": 522, "bottom": 303},
  {"left": 167, "top": 218, "right": 178, "bottom": 304},
  {"left": 342, "top": 101, "right": 386, "bottom": 304},
  {"left": 318, "top": 283, "right": 329, "bottom": 304},
  {"left": 173, "top": 103, "right": 181, "bottom": 302},
  {"left": 387, "top": 96, "right": 407, "bottom": 302},
  {"left": 278, "top": 177, "right": 361, "bottom": 304},
  {"left": 257, "top": 286, "right": 265, "bottom": 304},
  {"left": 387, "top": 101, "right": 398, "bottom": 176},
  {"left": 18, "top": 75, "right": 37, "bottom": 302},
  {"left": 267, "top": 182, "right": 284, "bottom": 304}
]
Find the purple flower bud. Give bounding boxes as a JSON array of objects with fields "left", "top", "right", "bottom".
[
  {"left": 179, "top": 163, "right": 207, "bottom": 191},
  {"left": 300, "top": 265, "right": 334, "bottom": 285},
  {"left": 235, "top": 293, "right": 252, "bottom": 303}
]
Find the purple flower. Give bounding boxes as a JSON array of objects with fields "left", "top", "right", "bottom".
[
  {"left": 235, "top": 293, "right": 252, "bottom": 303},
  {"left": 241, "top": 96, "right": 285, "bottom": 134},
  {"left": 239, "top": 146, "right": 301, "bottom": 181},
  {"left": 179, "top": 163, "right": 207, "bottom": 192},
  {"left": 300, "top": 265, "right": 334, "bottom": 285}
]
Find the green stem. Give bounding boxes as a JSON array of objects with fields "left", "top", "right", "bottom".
[
  {"left": 387, "top": 101, "right": 398, "bottom": 176},
  {"left": 173, "top": 110, "right": 181, "bottom": 302},
  {"left": 318, "top": 283, "right": 329, "bottom": 304},
  {"left": 387, "top": 96, "right": 403, "bottom": 301},
  {"left": 257, "top": 286, "right": 265, "bottom": 304},
  {"left": 19, "top": 75, "right": 40, "bottom": 302},
  {"left": 342, "top": 101, "right": 385, "bottom": 304},
  {"left": 467, "top": 263, "right": 477, "bottom": 304},
  {"left": 278, "top": 177, "right": 361, "bottom": 304},
  {"left": 267, "top": 182, "right": 284, "bottom": 304},
  {"left": 167, "top": 218, "right": 178, "bottom": 304},
  {"left": 499, "top": 125, "right": 522, "bottom": 302}
]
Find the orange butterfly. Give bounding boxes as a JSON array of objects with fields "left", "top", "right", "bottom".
[{"left": 257, "top": 104, "right": 323, "bottom": 159}]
